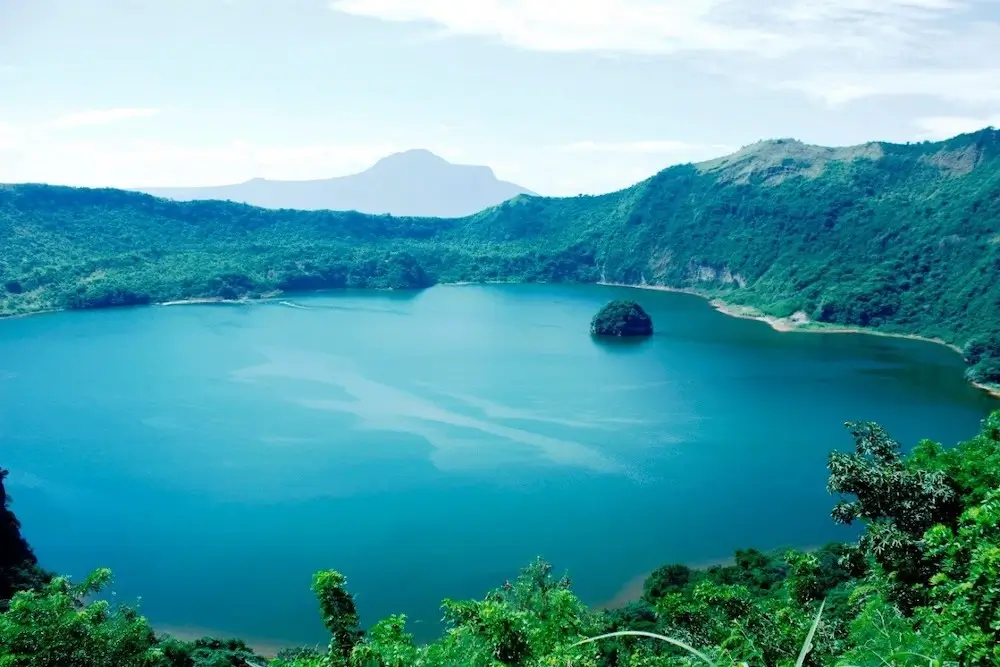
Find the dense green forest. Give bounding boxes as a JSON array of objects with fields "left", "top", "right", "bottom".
[
  {"left": 2, "top": 129, "right": 1000, "bottom": 382},
  {"left": 4, "top": 412, "right": 1000, "bottom": 665}
]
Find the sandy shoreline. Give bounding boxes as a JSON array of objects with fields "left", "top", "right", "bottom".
[
  {"left": 0, "top": 296, "right": 250, "bottom": 318},
  {"left": 158, "top": 297, "right": 247, "bottom": 307},
  {"left": 0, "top": 306, "right": 63, "bottom": 320},
  {"left": 600, "top": 281, "right": 1000, "bottom": 399},
  {"left": 597, "top": 554, "right": 735, "bottom": 610},
  {"left": 597, "top": 543, "right": 828, "bottom": 610},
  {"left": 155, "top": 624, "right": 309, "bottom": 658}
]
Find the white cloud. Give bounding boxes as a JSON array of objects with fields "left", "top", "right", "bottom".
[
  {"left": 0, "top": 107, "right": 425, "bottom": 186},
  {"left": 772, "top": 0, "right": 959, "bottom": 21},
  {"left": 329, "top": 0, "right": 785, "bottom": 55},
  {"left": 913, "top": 114, "right": 1000, "bottom": 140},
  {"left": 0, "top": 109, "right": 166, "bottom": 175},
  {"left": 561, "top": 140, "right": 734, "bottom": 154},
  {"left": 0, "top": 135, "right": 416, "bottom": 188},
  {"left": 0, "top": 112, "right": 718, "bottom": 195},
  {"left": 47, "top": 108, "right": 161, "bottom": 130},
  {"left": 0, "top": 105, "right": 733, "bottom": 195},
  {"left": 1, "top": 108, "right": 522, "bottom": 191},
  {"left": 0, "top": 122, "right": 24, "bottom": 151},
  {"left": 328, "top": 0, "right": 971, "bottom": 55},
  {"left": 783, "top": 68, "right": 1000, "bottom": 106},
  {"left": 329, "top": 0, "right": 1000, "bottom": 105}
]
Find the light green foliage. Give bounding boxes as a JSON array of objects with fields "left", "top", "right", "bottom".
[
  {"left": 0, "top": 568, "right": 162, "bottom": 667},
  {"left": 923, "top": 411, "right": 1000, "bottom": 507},
  {"left": 918, "top": 493, "right": 1000, "bottom": 665},
  {"left": 426, "top": 559, "right": 604, "bottom": 666},
  {"left": 349, "top": 615, "right": 419, "bottom": 667},
  {"left": 837, "top": 588, "right": 944, "bottom": 667},
  {"left": 270, "top": 647, "right": 328, "bottom": 667},
  {"left": 827, "top": 421, "right": 958, "bottom": 611},
  {"left": 784, "top": 552, "right": 825, "bottom": 607},
  {"left": 312, "top": 570, "right": 363, "bottom": 666},
  {"left": 692, "top": 582, "right": 830, "bottom": 666}
]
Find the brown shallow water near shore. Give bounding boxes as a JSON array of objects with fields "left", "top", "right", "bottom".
[
  {"left": 597, "top": 556, "right": 734, "bottom": 611},
  {"left": 596, "top": 544, "right": 825, "bottom": 610}
]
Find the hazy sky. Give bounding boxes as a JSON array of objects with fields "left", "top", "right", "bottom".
[{"left": 1, "top": 0, "right": 999, "bottom": 195}]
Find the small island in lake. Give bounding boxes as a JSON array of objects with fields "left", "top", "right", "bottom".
[{"left": 590, "top": 300, "right": 654, "bottom": 337}]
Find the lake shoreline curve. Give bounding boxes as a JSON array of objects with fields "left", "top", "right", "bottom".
[
  {"left": 599, "top": 281, "right": 1000, "bottom": 399},
  {"left": 3, "top": 281, "right": 998, "bottom": 398}
]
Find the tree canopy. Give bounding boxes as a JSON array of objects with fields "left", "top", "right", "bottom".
[{"left": 590, "top": 300, "right": 654, "bottom": 336}]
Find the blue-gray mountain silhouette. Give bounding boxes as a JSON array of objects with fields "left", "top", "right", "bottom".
[{"left": 136, "top": 149, "right": 535, "bottom": 218}]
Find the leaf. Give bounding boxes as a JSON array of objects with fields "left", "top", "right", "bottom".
[
  {"left": 795, "top": 599, "right": 826, "bottom": 667},
  {"left": 571, "top": 630, "right": 717, "bottom": 666}
]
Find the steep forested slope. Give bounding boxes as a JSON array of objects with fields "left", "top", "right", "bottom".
[
  {"left": 2, "top": 129, "right": 999, "bottom": 380},
  {"left": 0, "top": 469, "right": 48, "bottom": 607}
]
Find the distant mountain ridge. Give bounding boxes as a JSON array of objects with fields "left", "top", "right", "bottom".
[{"left": 135, "top": 149, "right": 535, "bottom": 218}]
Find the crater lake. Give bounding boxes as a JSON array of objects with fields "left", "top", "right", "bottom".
[{"left": 1, "top": 284, "right": 995, "bottom": 651}]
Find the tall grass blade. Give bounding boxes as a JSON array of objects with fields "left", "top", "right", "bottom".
[
  {"left": 571, "top": 630, "right": 717, "bottom": 666},
  {"left": 795, "top": 599, "right": 826, "bottom": 667}
]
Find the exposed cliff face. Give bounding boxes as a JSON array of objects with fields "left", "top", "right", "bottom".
[
  {"left": 922, "top": 142, "right": 985, "bottom": 177},
  {"left": 696, "top": 138, "right": 887, "bottom": 185}
]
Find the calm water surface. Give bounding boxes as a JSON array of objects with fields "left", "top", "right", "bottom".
[{"left": 1, "top": 284, "right": 996, "bottom": 649}]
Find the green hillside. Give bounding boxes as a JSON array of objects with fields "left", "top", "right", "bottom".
[{"left": 2, "top": 129, "right": 1000, "bottom": 382}]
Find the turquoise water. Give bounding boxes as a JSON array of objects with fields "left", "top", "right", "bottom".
[{"left": 1, "top": 284, "right": 996, "bottom": 650}]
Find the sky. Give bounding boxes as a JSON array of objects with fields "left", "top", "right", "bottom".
[{"left": 1, "top": 0, "right": 999, "bottom": 196}]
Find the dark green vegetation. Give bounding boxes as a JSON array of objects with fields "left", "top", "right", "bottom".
[
  {"left": 0, "top": 468, "right": 49, "bottom": 609},
  {"left": 2, "top": 129, "right": 1000, "bottom": 383},
  {"left": 5, "top": 411, "right": 1000, "bottom": 665},
  {"left": 590, "top": 300, "right": 654, "bottom": 337}
]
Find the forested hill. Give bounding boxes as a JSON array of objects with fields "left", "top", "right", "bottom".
[{"left": 2, "top": 128, "right": 1000, "bottom": 381}]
